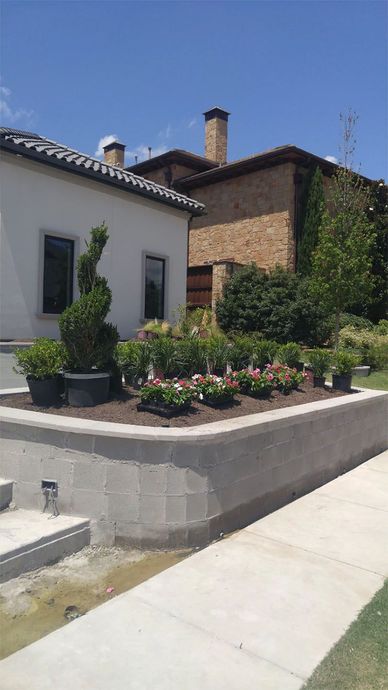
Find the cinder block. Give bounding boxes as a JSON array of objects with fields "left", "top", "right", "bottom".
[
  {"left": 186, "top": 468, "right": 208, "bottom": 494},
  {"left": 90, "top": 519, "right": 116, "bottom": 546},
  {"left": 105, "top": 462, "right": 140, "bottom": 494},
  {"left": 18, "top": 455, "right": 43, "bottom": 483},
  {"left": 71, "top": 489, "right": 106, "bottom": 519},
  {"left": 65, "top": 432, "right": 95, "bottom": 454},
  {"left": 13, "top": 481, "right": 43, "bottom": 510},
  {"left": 42, "top": 456, "right": 73, "bottom": 487},
  {"left": 140, "top": 440, "right": 174, "bottom": 465},
  {"left": 186, "top": 493, "right": 207, "bottom": 522},
  {"left": 35, "top": 427, "right": 66, "bottom": 449},
  {"left": 140, "top": 465, "right": 167, "bottom": 495},
  {"left": 106, "top": 493, "right": 140, "bottom": 522},
  {"left": 94, "top": 436, "right": 139, "bottom": 462},
  {"left": 166, "top": 495, "right": 187, "bottom": 524},
  {"left": 140, "top": 495, "right": 166, "bottom": 524},
  {"left": 0, "top": 451, "right": 20, "bottom": 481},
  {"left": 73, "top": 460, "right": 105, "bottom": 491},
  {"left": 166, "top": 466, "right": 186, "bottom": 496},
  {"left": 172, "top": 443, "right": 201, "bottom": 468},
  {"left": 207, "top": 490, "right": 222, "bottom": 518}
]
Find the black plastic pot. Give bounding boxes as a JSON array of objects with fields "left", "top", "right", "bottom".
[
  {"left": 109, "top": 370, "right": 123, "bottom": 393},
  {"left": 332, "top": 373, "right": 352, "bottom": 392},
  {"left": 313, "top": 375, "right": 326, "bottom": 388},
  {"left": 137, "top": 400, "right": 191, "bottom": 418},
  {"left": 64, "top": 371, "right": 110, "bottom": 407},
  {"left": 295, "top": 362, "right": 304, "bottom": 372},
  {"left": 212, "top": 368, "right": 226, "bottom": 377},
  {"left": 200, "top": 395, "right": 235, "bottom": 408},
  {"left": 27, "top": 377, "right": 61, "bottom": 406}
]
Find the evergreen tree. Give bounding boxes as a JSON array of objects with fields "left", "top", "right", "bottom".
[
  {"left": 367, "top": 180, "right": 388, "bottom": 321},
  {"left": 297, "top": 166, "right": 325, "bottom": 276}
]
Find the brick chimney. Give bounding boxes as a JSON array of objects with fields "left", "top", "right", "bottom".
[
  {"left": 103, "top": 140, "right": 125, "bottom": 168},
  {"left": 204, "top": 107, "right": 230, "bottom": 164}
]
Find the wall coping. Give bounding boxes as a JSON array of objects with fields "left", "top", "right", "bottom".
[{"left": 0, "top": 387, "right": 386, "bottom": 443}]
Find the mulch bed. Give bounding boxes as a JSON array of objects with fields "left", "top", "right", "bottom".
[{"left": 0, "top": 383, "right": 351, "bottom": 428}]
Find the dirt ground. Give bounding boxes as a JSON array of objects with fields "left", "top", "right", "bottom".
[
  {"left": 0, "top": 382, "right": 349, "bottom": 427},
  {"left": 0, "top": 545, "right": 191, "bottom": 659}
]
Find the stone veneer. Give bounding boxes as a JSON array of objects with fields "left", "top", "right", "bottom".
[
  {"left": 188, "top": 163, "right": 296, "bottom": 271},
  {"left": 0, "top": 388, "right": 386, "bottom": 549}
]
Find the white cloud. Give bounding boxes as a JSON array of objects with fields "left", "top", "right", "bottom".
[
  {"left": 94, "top": 133, "right": 119, "bottom": 158},
  {"left": 324, "top": 155, "right": 339, "bottom": 164},
  {"left": 158, "top": 124, "right": 172, "bottom": 139},
  {"left": 0, "top": 82, "right": 34, "bottom": 126},
  {"left": 188, "top": 118, "right": 197, "bottom": 129},
  {"left": 125, "top": 144, "right": 168, "bottom": 164}
]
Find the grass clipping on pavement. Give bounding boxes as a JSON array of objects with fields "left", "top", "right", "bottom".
[{"left": 304, "top": 579, "right": 388, "bottom": 689}]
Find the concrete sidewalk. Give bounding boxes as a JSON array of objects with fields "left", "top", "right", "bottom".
[{"left": 1, "top": 451, "right": 387, "bottom": 689}]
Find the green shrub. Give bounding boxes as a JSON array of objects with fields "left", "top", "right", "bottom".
[
  {"left": 207, "top": 335, "right": 229, "bottom": 372},
  {"left": 252, "top": 339, "right": 278, "bottom": 369},
  {"left": 338, "top": 326, "right": 388, "bottom": 370},
  {"left": 277, "top": 342, "right": 302, "bottom": 368},
  {"left": 14, "top": 338, "right": 64, "bottom": 380},
  {"left": 59, "top": 223, "right": 118, "bottom": 371},
  {"left": 228, "top": 335, "right": 254, "bottom": 370},
  {"left": 308, "top": 349, "right": 332, "bottom": 377},
  {"left": 333, "top": 350, "right": 360, "bottom": 376},
  {"left": 176, "top": 338, "right": 208, "bottom": 377},
  {"left": 216, "top": 264, "right": 330, "bottom": 346},
  {"left": 150, "top": 337, "right": 178, "bottom": 377},
  {"left": 374, "top": 319, "right": 388, "bottom": 336},
  {"left": 114, "top": 341, "right": 139, "bottom": 377}
]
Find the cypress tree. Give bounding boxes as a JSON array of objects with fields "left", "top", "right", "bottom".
[{"left": 297, "top": 166, "right": 325, "bottom": 276}]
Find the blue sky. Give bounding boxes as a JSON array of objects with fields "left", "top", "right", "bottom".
[{"left": 1, "top": 0, "right": 386, "bottom": 179}]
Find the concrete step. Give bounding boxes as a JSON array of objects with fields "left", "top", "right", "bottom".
[
  {"left": 0, "top": 509, "right": 90, "bottom": 583},
  {"left": 0, "top": 479, "right": 13, "bottom": 511}
]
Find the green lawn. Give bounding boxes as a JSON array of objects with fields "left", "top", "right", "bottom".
[
  {"left": 304, "top": 580, "right": 388, "bottom": 690},
  {"left": 351, "top": 369, "right": 388, "bottom": 391}
]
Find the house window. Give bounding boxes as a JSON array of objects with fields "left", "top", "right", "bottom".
[
  {"left": 43, "top": 234, "right": 74, "bottom": 314},
  {"left": 144, "top": 255, "right": 165, "bottom": 319}
]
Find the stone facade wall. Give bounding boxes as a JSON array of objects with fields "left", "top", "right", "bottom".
[
  {"left": 1, "top": 389, "right": 386, "bottom": 548},
  {"left": 187, "top": 163, "right": 296, "bottom": 271}
]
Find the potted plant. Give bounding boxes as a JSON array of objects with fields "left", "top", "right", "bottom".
[
  {"left": 207, "top": 335, "right": 229, "bottom": 376},
  {"left": 59, "top": 223, "right": 119, "bottom": 407},
  {"left": 138, "top": 378, "right": 196, "bottom": 418},
  {"left": 252, "top": 340, "right": 278, "bottom": 370},
  {"left": 228, "top": 335, "right": 254, "bottom": 371},
  {"left": 114, "top": 341, "right": 138, "bottom": 386},
  {"left": 150, "top": 336, "right": 178, "bottom": 379},
  {"left": 192, "top": 374, "right": 239, "bottom": 407},
  {"left": 308, "top": 349, "right": 332, "bottom": 387},
  {"left": 277, "top": 342, "right": 304, "bottom": 372},
  {"left": 233, "top": 368, "right": 275, "bottom": 398},
  {"left": 270, "top": 364, "right": 304, "bottom": 395},
  {"left": 13, "top": 338, "right": 64, "bottom": 406},
  {"left": 332, "top": 350, "right": 359, "bottom": 392},
  {"left": 175, "top": 337, "right": 208, "bottom": 377}
]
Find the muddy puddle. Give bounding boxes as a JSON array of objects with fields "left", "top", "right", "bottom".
[{"left": 0, "top": 545, "right": 191, "bottom": 659}]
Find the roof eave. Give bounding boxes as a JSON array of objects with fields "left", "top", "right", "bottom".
[{"left": 1, "top": 140, "right": 206, "bottom": 217}]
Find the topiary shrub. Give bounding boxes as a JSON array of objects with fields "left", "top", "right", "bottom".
[{"left": 59, "top": 223, "right": 119, "bottom": 371}]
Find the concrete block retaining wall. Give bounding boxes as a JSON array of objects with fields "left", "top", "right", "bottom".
[{"left": 0, "top": 388, "right": 387, "bottom": 548}]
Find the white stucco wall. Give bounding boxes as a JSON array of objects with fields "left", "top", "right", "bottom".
[{"left": 0, "top": 153, "right": 190, "bottom": 340}]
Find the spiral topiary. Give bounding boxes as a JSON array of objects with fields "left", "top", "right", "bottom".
[{"left": 59, "top": 223, "right": 119, "bottom": 371}]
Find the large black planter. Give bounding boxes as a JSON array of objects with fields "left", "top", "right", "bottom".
[
  {"left": 27, "top": 377, "right": 61, "bottom": 406},
  {"left": 332, "top": 373, "right": 352, "bottom": 392},
  {"left": 109, "top": 370, "right": 123, "bottom": 393},
  {"left": 64, "top": 372, "right": 110, "bottom": 407},
  {"left": 313, "top": 375, "right": 326, "bottom": 388}
]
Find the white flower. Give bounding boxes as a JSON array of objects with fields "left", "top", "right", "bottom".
[{"left": 199, "top": 393, "right": 203, "bottom": 400}]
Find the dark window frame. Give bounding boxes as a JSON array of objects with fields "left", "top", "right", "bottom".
[
  {"left": 144, "top": 254, "right": 166, "bottom": 320},
  {"left": 38, "top": 231, "right": 77, "bottom": 318}
]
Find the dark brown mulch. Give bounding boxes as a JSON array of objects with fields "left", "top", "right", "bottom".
[{"left": 0, "top": 383, "right": 351, "bottom": 428}]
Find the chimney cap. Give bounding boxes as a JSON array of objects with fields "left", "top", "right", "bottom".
[
  {"left": 102, "top": 140, "right": 126, "bottom": 153},
  {"left": 203, "top": 106, "right": 230, "bottom": 122}
]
